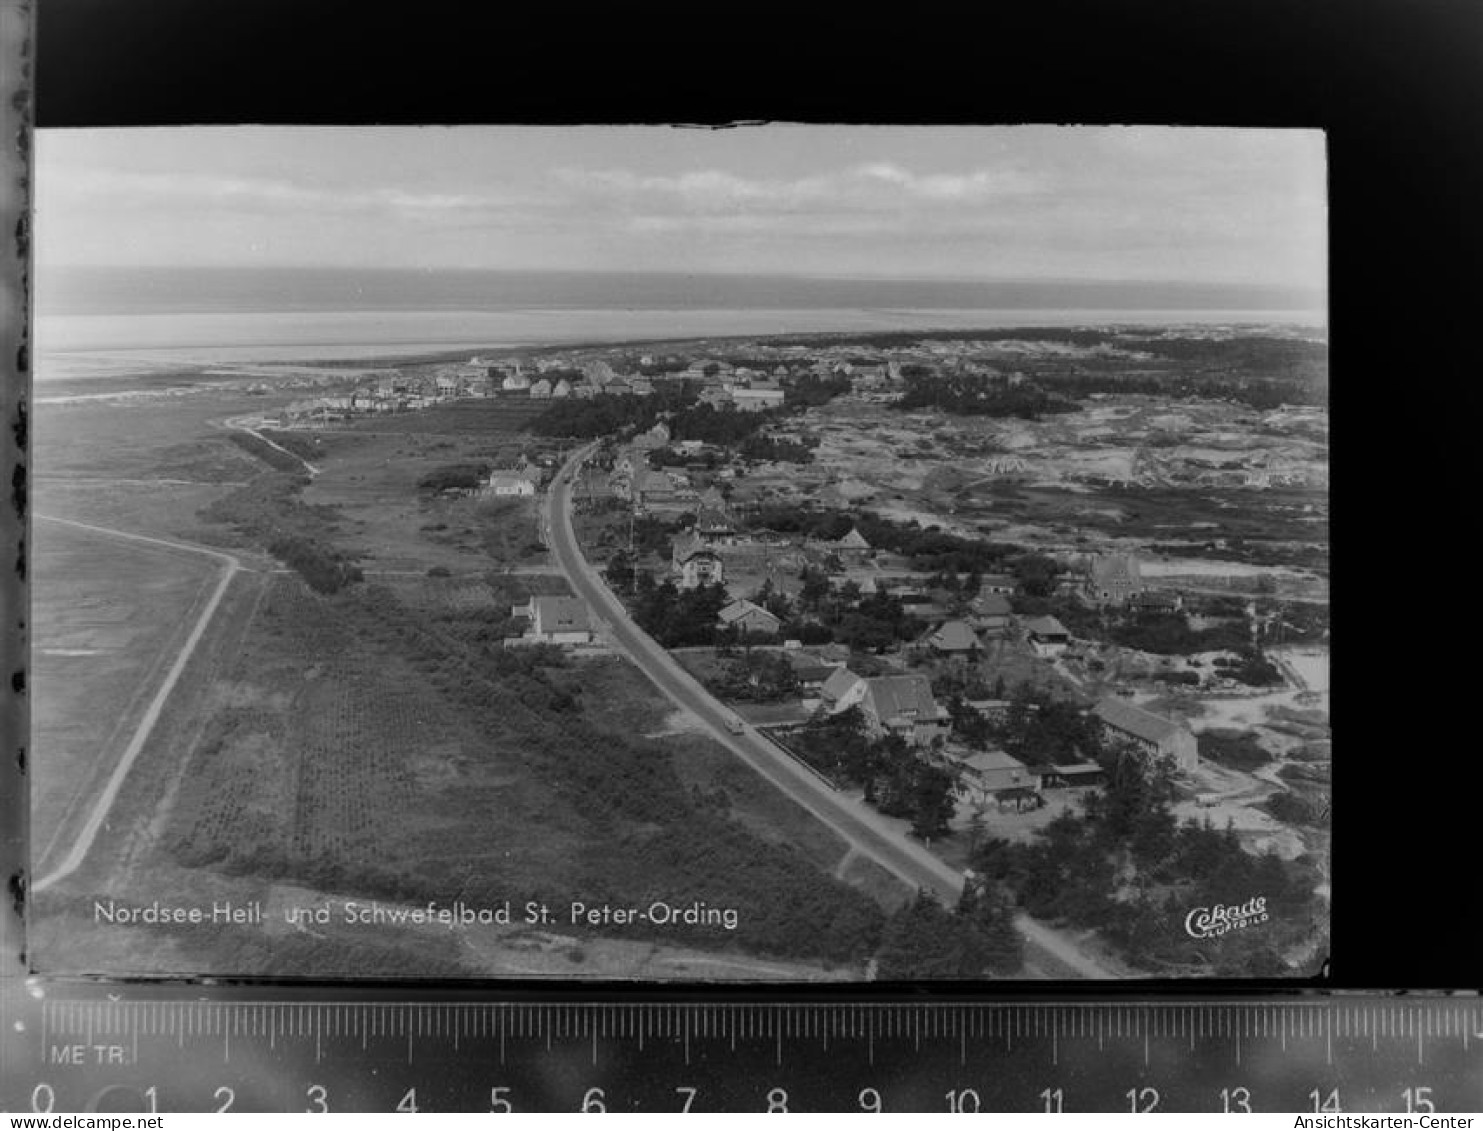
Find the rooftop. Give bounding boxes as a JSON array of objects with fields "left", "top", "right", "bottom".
[{"left": 1093, "top": 698, "right": 1186, "bottom": 744}]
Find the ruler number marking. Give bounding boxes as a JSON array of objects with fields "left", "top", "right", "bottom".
[
  {"left": 675, "top": 1085, "right": 698, "bottom": 1113},
  {"left": 307, "top": 1083, "right": 330, "bottom": 1113},
  {"left": 766, "top": 1087, "right": 789, "bottom": 1113},
  {"left": 396, "top": 1086, "right": 418, "bottom": 1113},
  {"left": 945, "top": 1087, "right": 980, "bottom": 1113},
  {"left": 1309, "top": 1087, "right": 1341, "bottom": 1113},
  {"left": 582, "top": 1086, "right": 606, "bottom": 1112},
  {"left": 30, "top": 1084, "right": 55, "bottom": 1113},
  {"left": 1039, "top": 1087, "right": 1064, "bottom": 1113},
  {"left": 1127, "top": 1086, "right": 1159, "bottom": 1113},
  {"left": 1220, "top": 1086, "right": 1252, "bottom": 1113},
  {"left": 858, "top": 1086, "right": 882, "bottom": 1113},
  {"left": 1403, "top": 1086, "right": 1435, "bottom": 1113},
  {"left": 214, "top": 1086, "right": 235, "bottom": 1113}
]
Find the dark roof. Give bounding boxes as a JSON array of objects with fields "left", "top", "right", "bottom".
[
  {"left": 1024, "top": 615, "right": 1069, "bottom": 638},
  {"left": 973, "top": 593, "right": 1013, "bottom": 616},
  {"left": 1033, "top": 761, "right": 1104, "bottom": 777},
  {"left": 863, "top": 674, "right": 944, "bottom": 723}
]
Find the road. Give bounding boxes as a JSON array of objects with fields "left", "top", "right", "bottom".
[
  {"left": 32, "top": 516, "right": 247, "bottom": 893},
  {"left": 543, "top": 446, "right": 1114, "bottom": 980}
]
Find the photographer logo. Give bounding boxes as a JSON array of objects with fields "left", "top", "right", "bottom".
[{"left": 1184, "top": 896, "right": 1269, "bottom": 939}]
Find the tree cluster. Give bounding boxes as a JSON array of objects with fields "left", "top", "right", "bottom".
[
  {"left": 875, "top": 884, "right": 1023, "bottom": 979},
  {"left": 896, "top": 370, "right": 1080, "bottom": 419},
  {"left": 784, "top": 372, "right": 852, "bottom": 408},
  {"left": 969, "top": 748, "right": 1322, "bottom": 976},
  {"left": 789, "top": 709, "right": 956, "bottom": 840},
  {"left": 628, "top": 575, "right": 731, "bottom": 648},
  {"left": 992, "top": 685, "right": 1102, "bottom": 767},
  {"left": 417, "top": 463, "right": 490, "bottom": 493},
  {"left": 704, "top": 651, "right": 799, "bottom": 703}
]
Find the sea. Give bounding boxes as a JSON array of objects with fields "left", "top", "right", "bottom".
[{"left": 34, "top": 267, "right": 1327, "bottom": 381}]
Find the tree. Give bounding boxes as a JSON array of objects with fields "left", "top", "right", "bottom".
[
  {"left": 875, "top": 890, "right": 1006, "bottom": 979},
  {"left": 956, "top": 875, "right": 1025, "bottom": 975}
]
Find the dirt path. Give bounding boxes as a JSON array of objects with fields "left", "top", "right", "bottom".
[
  {"left": 223, "top": 416, "right": 320, "bottom": 477},
  {"left": 32, "top": 515, "right": 246, "bottom": 893}
]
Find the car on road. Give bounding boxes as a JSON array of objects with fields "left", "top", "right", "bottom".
[{"left": 723, "top": 714, "right": 746, "bottom": 735}]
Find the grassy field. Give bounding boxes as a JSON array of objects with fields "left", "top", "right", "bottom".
[
  {"left": 28, "top": 379, "right": 913, "bottom": 980},
  {"left": 30, "top": 522, "right": 224, "bottom": 873},
  {"left": 338, "top": 398, "right": 545, "bottom": 436},
  {"left": 298, "top": 429, "right": 551, "bottom": 572},
  {"left": 33, "top": 392, "right": 276, "bottom": 480}
]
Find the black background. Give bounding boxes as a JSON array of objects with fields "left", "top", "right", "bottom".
[{"left": 26, "top": 0, "right": 1483, "bottom": 990}]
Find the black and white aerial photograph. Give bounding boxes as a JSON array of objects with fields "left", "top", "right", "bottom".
[{"left": 28, "top": 125, "right": 1330, "bottom": 981}]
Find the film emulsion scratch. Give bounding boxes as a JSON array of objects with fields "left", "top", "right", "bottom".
[{"left": 26, "top": 126, "right": 1329, "bottom": 982}]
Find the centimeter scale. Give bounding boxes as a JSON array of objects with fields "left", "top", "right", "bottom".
[{"left": 3, "top": 988, "right": 1480, "bottom": 1114}]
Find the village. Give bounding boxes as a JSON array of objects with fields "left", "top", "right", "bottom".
[{"left": 248, "top": 326, "right": 1329, "bottom": 974}]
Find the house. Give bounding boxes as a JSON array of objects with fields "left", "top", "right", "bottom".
[
  {"left": 1033, "top": 762, "right": 1108, "bottom": 790},
  {"left": 502, "top": 373, "right": 532, "bottom": 392},
  {"left": 1024, "top": 615, "right": 1071, "bottom": 655},
  {"left": 954, "top": 750, "right": 1037, "bottom": 806},
  {"left": 1092, "top": 698, "right": 1199, "bottom": 773},
  {"left": 484, "top": 471, "right": 539, "bottom": 497},
  {"left": 528, "top": 378, "right": 554, "bottom": 398},
  {"left": 819, "top": 667, "right": 868, "bottom": 714},
  {"left": 859, "top": 674, "right": 950, "bottom": 746},
  {"left": 784, "top": 650, "right": 838, "bottom": 692},
  {"left": 1087, "top": 553, "right": 1145, "bottom": 606},
  {"left": 672, "top": 531, "right": 725, "bottom": 589},
  {"left": 979, "top": 573, "right": 1017, "bottom": 596},
  {"left": 821, "top": 669, "right": 948, "bottom": 745},
  {"left": 731, "top": 386, "right": 787, "bottom": 412},
  {"left": 836, "top": 527, "right": 871, "bottom": 552},
  {"left": 717, "top": 599, "right": 782, "bottom": 637},
  {"left": 1128, "top": 589, "right": 1182, "bottom": 614},
  {"left": 694, "top": 506, "right": 736, "bottom": 544},
  {"left": 508, "top": 596, "right": 594, "bottom": 646},
  {"left": 551, "top": 378, "right": 573, "bottom": 398},
  {"left": 968, "top": 592, "right": 1012, "bottom": 637},
  {"left": 928, "top": 619, "right": 981, "bottom": 658}
]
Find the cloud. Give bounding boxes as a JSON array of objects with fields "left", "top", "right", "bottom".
[
  {"left": 48, "top": 168, "right": 523, "bottom": 220},
  {"left": 551, "top": 161, "right": 1041, "bottom": 214}
]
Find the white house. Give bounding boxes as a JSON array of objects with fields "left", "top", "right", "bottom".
[
  {"left": 484, "top": 471, "right": 539, "bottom": 497},
  {"left": 509, "top": 596, "right": 594, "bottom": 646}
]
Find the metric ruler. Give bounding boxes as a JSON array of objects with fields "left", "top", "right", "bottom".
[{"left": 3, "top": 988, "right": 1480, "bottom": 1114}]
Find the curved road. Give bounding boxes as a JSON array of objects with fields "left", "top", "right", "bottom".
[{"left": 544, "top": 445, "right": 1113, "bottom": 980}]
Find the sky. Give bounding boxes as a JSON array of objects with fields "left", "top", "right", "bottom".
[{"left": 35, "top": 125, "right": 1327, "bottom": 290}]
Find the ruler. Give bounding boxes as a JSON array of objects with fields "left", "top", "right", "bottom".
[{"left": 3, "top": 988, "right": 1480, "bottom": 1113}]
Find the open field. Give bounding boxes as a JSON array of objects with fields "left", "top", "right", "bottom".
[
  {"left": 30, "top": 522, "right": 223, "bottom": 873},
  {"left": 295, "top": 428, "right": 555, "bottom": 572}
]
